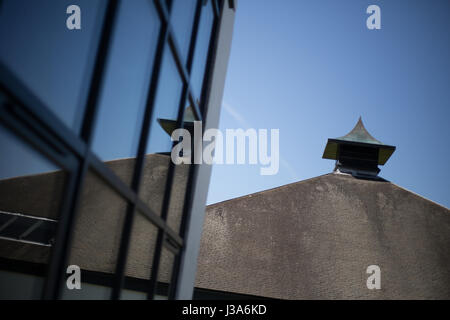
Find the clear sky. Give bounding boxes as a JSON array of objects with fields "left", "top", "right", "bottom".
[{"left": 207, "top": 0, "right": 450, "bottom": 208}]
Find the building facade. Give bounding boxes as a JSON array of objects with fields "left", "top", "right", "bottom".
[
  {"left": 0, "top": 0, "right": 236, "bottom": 299},
  {"left": 195, "top": 119, "right": 450, "bottom": 299}
]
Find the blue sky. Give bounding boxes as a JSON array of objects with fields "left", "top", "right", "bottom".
[{"left": 207, "top": 0, "right": 450, "bottom": 208}]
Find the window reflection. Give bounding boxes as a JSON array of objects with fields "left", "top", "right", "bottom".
[
  {"left": 166, "top": 162, "right": 190, "bottom": 234},
  {"left": 124, "top": 212, "right": 158, "bottom": 282},
  {"left": 139, "top": 46, "right": 183, "bottom": 214},
  {"left": 68, "top": 170, "right": 127, "bottom": 278},
  {"left": 170, "top": 0, "right": 197, "bottom": 65},
  {"left": 92, "top": 0, "right": 160, "bottom": 185},
  {"left": 0, "top": 0, "right": 106, "bottom": 133},
  {"left": 138, "top": 45, "right": 190, "bottom": 221},
  {"left": 165, "top": 102, "right": 197, "bottom": 234},
  {"left": 146, "top": 47, "right": 183, "bottom": 156},
  {"left": 0, "top": 125, "right": 67, "bottom": 298},
  {"left": 191, "top": 0, "right": 215, "bottom": 99}
]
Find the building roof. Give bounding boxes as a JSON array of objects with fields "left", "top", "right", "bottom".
[
  {"left": 0, "top": 156, "right": 448, "bottom": 299},
  {"left": 195, "top": 173, "right": 450, "bottom": 299}
]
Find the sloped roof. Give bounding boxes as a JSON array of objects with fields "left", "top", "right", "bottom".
[
  {"left": 0, "top": 156, "right": 448, "bottom": 299},
  {"left": 195, "top": 173, "right": 450, "bottom": 299}
]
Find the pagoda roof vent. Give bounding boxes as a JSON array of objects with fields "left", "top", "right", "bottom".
[{"left": 322, "top": 117, "right": 396, "bottom": 178}]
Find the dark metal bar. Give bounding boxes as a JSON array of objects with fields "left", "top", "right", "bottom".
[
  {"left": 43, "top": 0, "right": 120, "bottom": 300},
  {"left": 0, "top": 211, "right": 57, "bottom": 246},
  {"left": 158, "top": 0, "right": 171, "bottom": 16},
  {"left": 227, "top": 0, "right": 235, "bottom": 11},
  {"left": 136, "top": 197, "right": 184, "bottom": 246},
  {"left": 163, "top": 235, "right": 181, "bottom": 256},
  {"left": 199, "top": 0, "right": 222, "bottom": 117},
  {"left": 167, "top": 35, "right": 202, "bottom": 119},
  {"left": 147, "top": 0, "right": 206, "bottom": 299},
  {"left": 80, "top": 1, "right": 119, "bottom": 145},
  {"left": 186, "top": 0, "right": 204, "bottom": 74},
  {"left": 0, "top": 63, "right": 86, "bottom": 159},
  {"left": 88, "top": 152, "right": 137, "bottom": 205},
  {"left": 158, "top": 0, "right": 202, "bottom": 119},
  {"left": 212, "top": 0, "right": 220, "bottom": 17},
  {"left": 168, "top": 158, "right": 198, "bottom": 299},
  {"left": 110, "top": 0, "right": 170, "bottom": 299},
  {"left": 42, "top": 163, "right": 81, "bottom": 299},
  {"left": 19, "top": 220, "right": 43, "bottom": 239},
  {"left": 169, "top": 0, "right": 225, "bottom": 299},
  {"left": 0, "top": 216, "right": 17, "bottom": 233},
  {"left": 0, "top": 104, "right": 76, "bottom": 172}
]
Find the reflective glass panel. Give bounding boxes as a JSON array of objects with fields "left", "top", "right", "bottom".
[
  {"left": 124, "top": 212, "right": 158, "bottom": 282},
  {"left": 0, "top": 125, "right": 67, "bottom": 299},
  {"left": 190, "top": 0, "right": 215, "bottom": 99},
  {"left": 170, "top": 0, "right": 197, "bottom": 65},
  {"left": 139, "top": 47, "right": 184, "bottom": 213},
  {"left": 92, "top": 0, "right": 160, "bottom": 186},
  {"left": 0, "top": 0, "right": 106, "bottom": 133},
  {"left": 67, "top": 170, "right": 126, "bottom": 300}
]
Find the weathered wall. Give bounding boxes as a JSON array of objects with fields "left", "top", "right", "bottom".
[{"left": 195, "top": 173, "right": 450, "bottom": 299}]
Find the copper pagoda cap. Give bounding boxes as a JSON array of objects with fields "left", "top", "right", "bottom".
[{"left": 322, "top": 117, "right": 396, "bottom": 166}]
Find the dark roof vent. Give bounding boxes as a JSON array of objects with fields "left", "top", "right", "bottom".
[{"left": 322, "top": 117, "right": 396, "bottom": 178}]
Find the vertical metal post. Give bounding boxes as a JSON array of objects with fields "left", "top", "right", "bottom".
[{"left": 42, "top": 0, "right": 120, "bottom": 300}]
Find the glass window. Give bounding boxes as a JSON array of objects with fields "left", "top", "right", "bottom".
[
  {"left": 123, "top": 211, "right": 158, "bottom": 294},
  {"left": 0, "top": 0, "right": 106, "bottom": 133},
  {"left": 166, "top": 163, "right": 190, "bottom": 234},
  {"left": 0, "top": 125, "right": 66, "bottom": 221},
  {"left": 190, "top": 0, "right": 215, "bottom": 99},
  {"left": 92, "top": 0, "right": 160, "bottom": 184},
  {"left": 0, "top": 125, "right": 67, "bottom": 299},
  {"left": 147, "top": 48, "right": 184, "bottom": 155},
  {"left": 166, "top": 99, "right": 197, "bottom": 232},
  {"left": 68, "top": 170, "right": 126, "bottom": 286},
  {"left": 139, "top": 46, "right": 183, "bottom": 211},
  {"left": 170, "top": 0, "right": 197, "bottom": 65},
  {"left": 0, "top": 128, "right": 57, "bottom": 181}
]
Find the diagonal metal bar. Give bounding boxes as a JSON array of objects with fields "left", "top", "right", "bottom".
[
  {"left": 0, "top": 216, "right": 17, "bottom": 233},
  {"left": 19, "top": 220, "right": 43, "bottom": 239}
]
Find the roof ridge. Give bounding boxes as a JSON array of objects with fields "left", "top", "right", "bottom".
[
  {"left": 207, "top": 173, "right": 334, "bottom": 207},
  {"left": 389, "top": 182, "right": 450, "bottom": 211}
]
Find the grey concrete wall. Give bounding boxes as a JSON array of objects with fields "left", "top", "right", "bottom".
[{"left": 195, "top": 173, "right": 450, "bottom": 299}]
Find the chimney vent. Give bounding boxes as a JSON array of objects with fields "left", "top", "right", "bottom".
[{"left": 322, "top": 117, "right": 396, "bottom": 178}]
